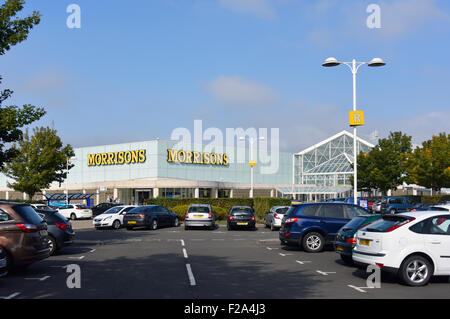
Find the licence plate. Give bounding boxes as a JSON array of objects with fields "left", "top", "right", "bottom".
[
  {"left": 83, "top": 210, "right": 89, "bottom": 213},
  {"left": 237, "top": 222, "right": 248, "bottom": 226},
  {"left": 127, "top": 221, "right": 137, "bottom": 224},
  {"left": 194, "top": 215, "right": 203, "bottom": 218},
  {"left": 39, "top": 230, "right": 48, "bottom": 236},
  {"left": 336, "top": 245, "right": 344, "bottom": 252},
  {"left": 359, "top": 239, "right": 371, "bottom": 246}
]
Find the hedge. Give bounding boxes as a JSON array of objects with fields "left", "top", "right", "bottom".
[{"left": 145, "top": 197, "right": 291, "bottom": 222}]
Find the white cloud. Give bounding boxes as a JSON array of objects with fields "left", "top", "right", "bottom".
[
  {"left": 219, "top": 0, "right": 276, "bottom": 19},
  {"left": 206, "top": 76, "right": 279, "bottom": 107}
]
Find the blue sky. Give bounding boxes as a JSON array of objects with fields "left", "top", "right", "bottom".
[{"left": 2, "top": 0, "right": 450, "bottom": 151}]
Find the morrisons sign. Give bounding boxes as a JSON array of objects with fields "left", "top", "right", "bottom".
[
  {"left": 167, "top": 149, "right": 229, "bottom": 166},
  {"left": 87, "top": 150, "right": 146, "bottom": 167}
]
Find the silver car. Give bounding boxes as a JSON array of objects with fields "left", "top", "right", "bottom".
[
  {"left": 184, "top": 204, "right": 215, "bottom": 230},
  {"left": 372, "top": 200, "right": 382, "bottom": 213},
  {"left": 264, "top": 206, "right": 290, "bottom": 231}
]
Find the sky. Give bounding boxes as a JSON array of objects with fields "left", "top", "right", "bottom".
[{"left": 1, "top": 0, "right": 450, "bottom": 152}]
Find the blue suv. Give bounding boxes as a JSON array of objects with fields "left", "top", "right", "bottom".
[
  {"left": 380, "top": 196, "right": 416, "bottom": 214},
  {"left": 279, "top": 203, "right": 369, "bottom": 253}
]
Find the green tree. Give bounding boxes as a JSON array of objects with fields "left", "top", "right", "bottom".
[
  {"left": 408, "top": 133, "right": 450, "bottom": 192},
  {"left": 353, "top": 132, "right": 412, "bottom": 195},
  {"left": 0, "top": 0, "right": 44, "bottom": 169},
  {"left": 3, "top": 127, "right": 75, "bottom": 199}
]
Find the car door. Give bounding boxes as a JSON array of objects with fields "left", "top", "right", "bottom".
[
  {"left": 421, "top": 215, "right": 450, "bottom": 273},
  {"left": 317, "top": 204, "right": 347, "bottom": 242},
  {"left": 159, "top": 206, "right": 172, "bottom": 226}
]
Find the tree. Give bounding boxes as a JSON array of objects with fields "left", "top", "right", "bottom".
[
  {"left": 0, "top": 0, "right": 45, "bottom": 169},
  {"left": 353, "top": 132, "right": 412, "bottom": 195},
  {"left": 3, "top": 127, "right": 75, "bottom": 200},
  {"left": 408, "top": 133, "right": 450, "bottom": 192}
]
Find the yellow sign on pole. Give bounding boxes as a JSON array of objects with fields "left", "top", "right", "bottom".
[
  {"left": 249, "top": 160, "right": 256, "bottom": 167},
  {"left": 349, "top": 111, "right": 365, "bottom": 126}
]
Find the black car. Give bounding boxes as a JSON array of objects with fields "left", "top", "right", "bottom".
[
  {"left": 36, "top": 209, "right": 75, "bottom": 255},
  {"left": 334, "top": 214, "right": 382, "bottom": 265},
  {"left": 227, "top": 206, "right": 256, "bottom": 231},
  {"left": 92, "top": 203, "right": 123, "bottom": 216},
  {"left": 123, "top": 205, "right": 179, "bottom": 230},
  {"left": 0, "top": 247, "right": 7, "bottom": 277}
]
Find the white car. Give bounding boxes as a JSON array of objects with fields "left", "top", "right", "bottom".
[
  {"left": 93, "top": 205, "right": 137, "bottom": 230},
  {"left": 58, "top": 204, "right": 93, "bottom": 220},
  {"left": 353, "top": 211, "right": 450, "bottom": 286}
]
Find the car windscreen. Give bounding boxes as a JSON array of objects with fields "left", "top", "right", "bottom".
[
  {"left": 341, "top": 216, "right": 368, "bottom": 231},
  {"left": 231, "top": 208, "right": 253, "bottom": 215},
  {"left": 104, "top": 206, "right": 124, "bottom": 214},
  {"left": 275, "top": 207, "right": 289, "bottom": 214},
  {"left": 14, "top": 205, "right": 44, "bottom": 224},
  {"left": 189, "top": 206, "right": 210, "bottom": 213},
  {"left": 361, "top": 215, "right": 412, "bottom": 233}
]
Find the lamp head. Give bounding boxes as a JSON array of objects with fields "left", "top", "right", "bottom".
[
  {"left": 368, "top": 58, "right": 386, "bottom": 67},
  {"left": 322, "top": 57, "right": 341, "bottom": 67}
]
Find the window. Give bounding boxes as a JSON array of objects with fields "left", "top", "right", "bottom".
[
  {"left": 276, "top": 207, "right": 289, "bottom": 214},
  {"left": 300, "top": 205, "right": 319, "bottom": 217},
  {"left": 428, "top": 216, "right": 450, "bottom": 235},
  {"left": 410, "top": 221, "right": 427, "bottom": 234},
  {"left": 344, "top": 206, "right": 367, "bottom": 219},
  {"left": 189, "top": 206, "right": 210, "bottom": 213},
  {"left": 319, "top": 205, "right": 345, "bottom": 219},
  {"left": 0, "top": 210, "right": 12, "bottom": 222},
  {"left": 13, "top": 205, "right": 43, "bottom": 225}
]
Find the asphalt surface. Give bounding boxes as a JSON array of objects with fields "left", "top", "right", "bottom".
[{"left": 1, "top": 223, "right": 450, "bottom": 299}]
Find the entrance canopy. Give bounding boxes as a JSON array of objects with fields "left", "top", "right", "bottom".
[
  {"left": 276, "top": 185, "right": 352, "bottom": 195},
  {"left": 44, "top": 193, "right": 96, "bottom": 202}
]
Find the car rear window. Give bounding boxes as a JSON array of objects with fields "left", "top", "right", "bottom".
[
  {"left": 13, "top": 205, "right": 44, "bottom": 225},
  {"left": 342, "top": 216, "right": 368, "bottom": 231},
  {"left": 189, "top": 206, "right": 210, "bottom": 213},
  {"left": 275, "top": 207, "right": 289, "bottom": 214},
  {"left": 41, "top": 211, "right": 68, "bottom": 223},
  {"left": 361, "top": 215, "right": 413, "bottom": 233},
  {"left": 231, "top": 208, "right": 253, "bottom": 215}
]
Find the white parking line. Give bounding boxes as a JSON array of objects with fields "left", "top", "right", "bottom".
[
  {"left": 266, "top": 247, "right": 279, "bottom": 250},
  {"left": 316, "top": 270, "right": 337, "bottom": 276},
  {"left": 191, "top": 239, "right": 205, "bottom": 241},
  {"left": 186, "top": 264, "right": 196, "bottom": 286},
  {"left": 180, "top": 239, "right": 185, "bottom": 247},
  {"left": 0, "top": 292, "right": 20, "bottom": 299},
  {"left": 279, "top": 253, "right": 292, "bottom": 257},
  {"left": 348, "top": 285, "right": 375, "bottom": 293},
  {"left": 212, "top": 239, "right": 225, "bottom": 241},
  {"left": 183, "top": 248, "right": 188, "bottom": 259},
  {"left": 295, "top": 260, "right": 312, "bottom": 265},
  {"left": 89, "top": 249, "right": 96, "bottom": 253},
  {"left": 68, "top": 256, "right": 85, "bottom": 260},
  {"left": 25, "top": 276, "right": 50, "bottom": 282}
]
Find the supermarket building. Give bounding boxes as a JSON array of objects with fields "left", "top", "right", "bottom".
[{"left": 0, "top": 131, "right": 373, "bottom": 205}]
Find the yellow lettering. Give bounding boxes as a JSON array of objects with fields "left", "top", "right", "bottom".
[
  {"left": 223, "top": 154, "right": 229, "bottom": 166},
  {"left": 125, "top": 151, "right": 132, "bottom": 164},
  {"left": 88, "top": 154, "right": 96, "bottom": 166},
  {"left": 118, "top": 152, "right": 125, "bottom": 164},
  {"left": 139, "top": 150, "right": 146, "bottom": 163},
  {"left": 131, "top": 150, "right": 139, "bottom": 164}
]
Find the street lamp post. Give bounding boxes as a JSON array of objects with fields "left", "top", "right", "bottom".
[
  {"left": 66, "top": 156, "right": 76, "bottom": 205},
  {"left": 239, "top": 136, "right": 265, "bottom": 198},
  {"left": 322, "top": 57, "right": 386, "bottom": 205}
]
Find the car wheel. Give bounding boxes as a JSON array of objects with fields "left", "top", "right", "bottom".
[
  {"left": 184, "top": 224, "right": 189, "bottom": 230},
  {"left": 389, "top": 208, "right": 396, "bottom": 214},
  {"left": 173, "top": 218, "right": 179, "bottom": 227},
  {"left": 270, "top": 222, "right": 276, "bottom": 231},
  {"left": 112, "top": 220, "right": 121, "bottom": 230},
  {"left": 70, "top": 213, "right": 77, "bottom": 220},
  {"left": 302, "top": 232, "right": 325, "bottom": 253},
  {"left": 340, "top": 254, "right": 354, "bottom": 266},
  {"left": 151, "top": 219, "right": 158, "bottom": 230},
  {"left": 227, "top": 224, "right": 232, "bottom": 231},
  {"left": 399, "top": 255, "right": 432, "bottom": 286},
  {"left": 48, "top": 236, "right": 57, "bottom": 256}
]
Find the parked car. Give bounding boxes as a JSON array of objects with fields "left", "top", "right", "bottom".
[
  {"left": 0, "top": 202, "right": 50, "bottom": 270},
  {"left": 92, "top": 202, "right": 123, "bottom": 217},
  {"left": 57, "top": 204, "right": 93, "bottom": 220},
  {"left": 353, "top": 211, "right": 450, "bottom": 286},
  {"left": 31, "top": 204, "right": 53, "bottom": 211},
  {"left": 264, "top": 206, "right": 290, "bottom": 231},
  {"left": 227, "top": 206, "right": 256, "bottom": 231},
  {"left": 35, "top": 209, "right": 75, "bottom": 255},
  {"left": 184, "top": 204, "right": 215, "bottom": 230},
  {"left": 0, "top": 247, "right": 7, "bottom": 277},
  {"left": 409, "top": 203, "right": 449, "bottom": 212},
  {"left": 124, "top": 205, "right": 179, "bottom": 230},
  {"left": 279, "top": 203, "right": 369, "bottom": 253},
  {"left": 334, "top": 214, "right": 383, "bottom": 265},
  {"left": 372, "top": 200, "right": 382, "bottom": 213},
  {"left": 93, "top": 205, "right": 137, "bottom": 230},
  {"left": 380, "top": 196, "right": 416, "bottom": 214}
]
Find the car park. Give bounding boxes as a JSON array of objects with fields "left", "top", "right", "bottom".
[
  {"left": 124, "top": 205, "right": 179, "bottom": 230},
  {"left": 334, "top": 214, "right": 382, "bottom": 265},
  {"left": 57, "top": 204, "right": 93, "bottom": 220},
  {"left": 93, "top": 205, "right": 137, "bottom": 230},
  {"left": 353, "top": 211, "right": 450, "bottom": 286},
  {"left": 0, "top": 247, "right": 7, "bottom": 277},
  {"left": 0, "top": 202, "right": 50, "bottom": 270},
  {"left": 92, "top": 202, "right": 123, "bottom": 217},
  {"left": 264, "top": 206, "right": 290, "bottom": 231},
  {"left": 381, "top": 196, "right": 416, "bottom": 214},
  {"left": 35, "top": 209, "right": 75, "bottom": 255},
  {"left": 227, "top": 206, "right": 256, "bottom": 231},
  {"left": 184, "top": 204, "right": 215, "bottom": 230},
  {"left": 279, "top": 203, "right": 368, "bottom": 253}
]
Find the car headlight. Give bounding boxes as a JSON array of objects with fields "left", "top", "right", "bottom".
[{"left": 104, "top": 216, "right": 112, "bottom": 221}]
